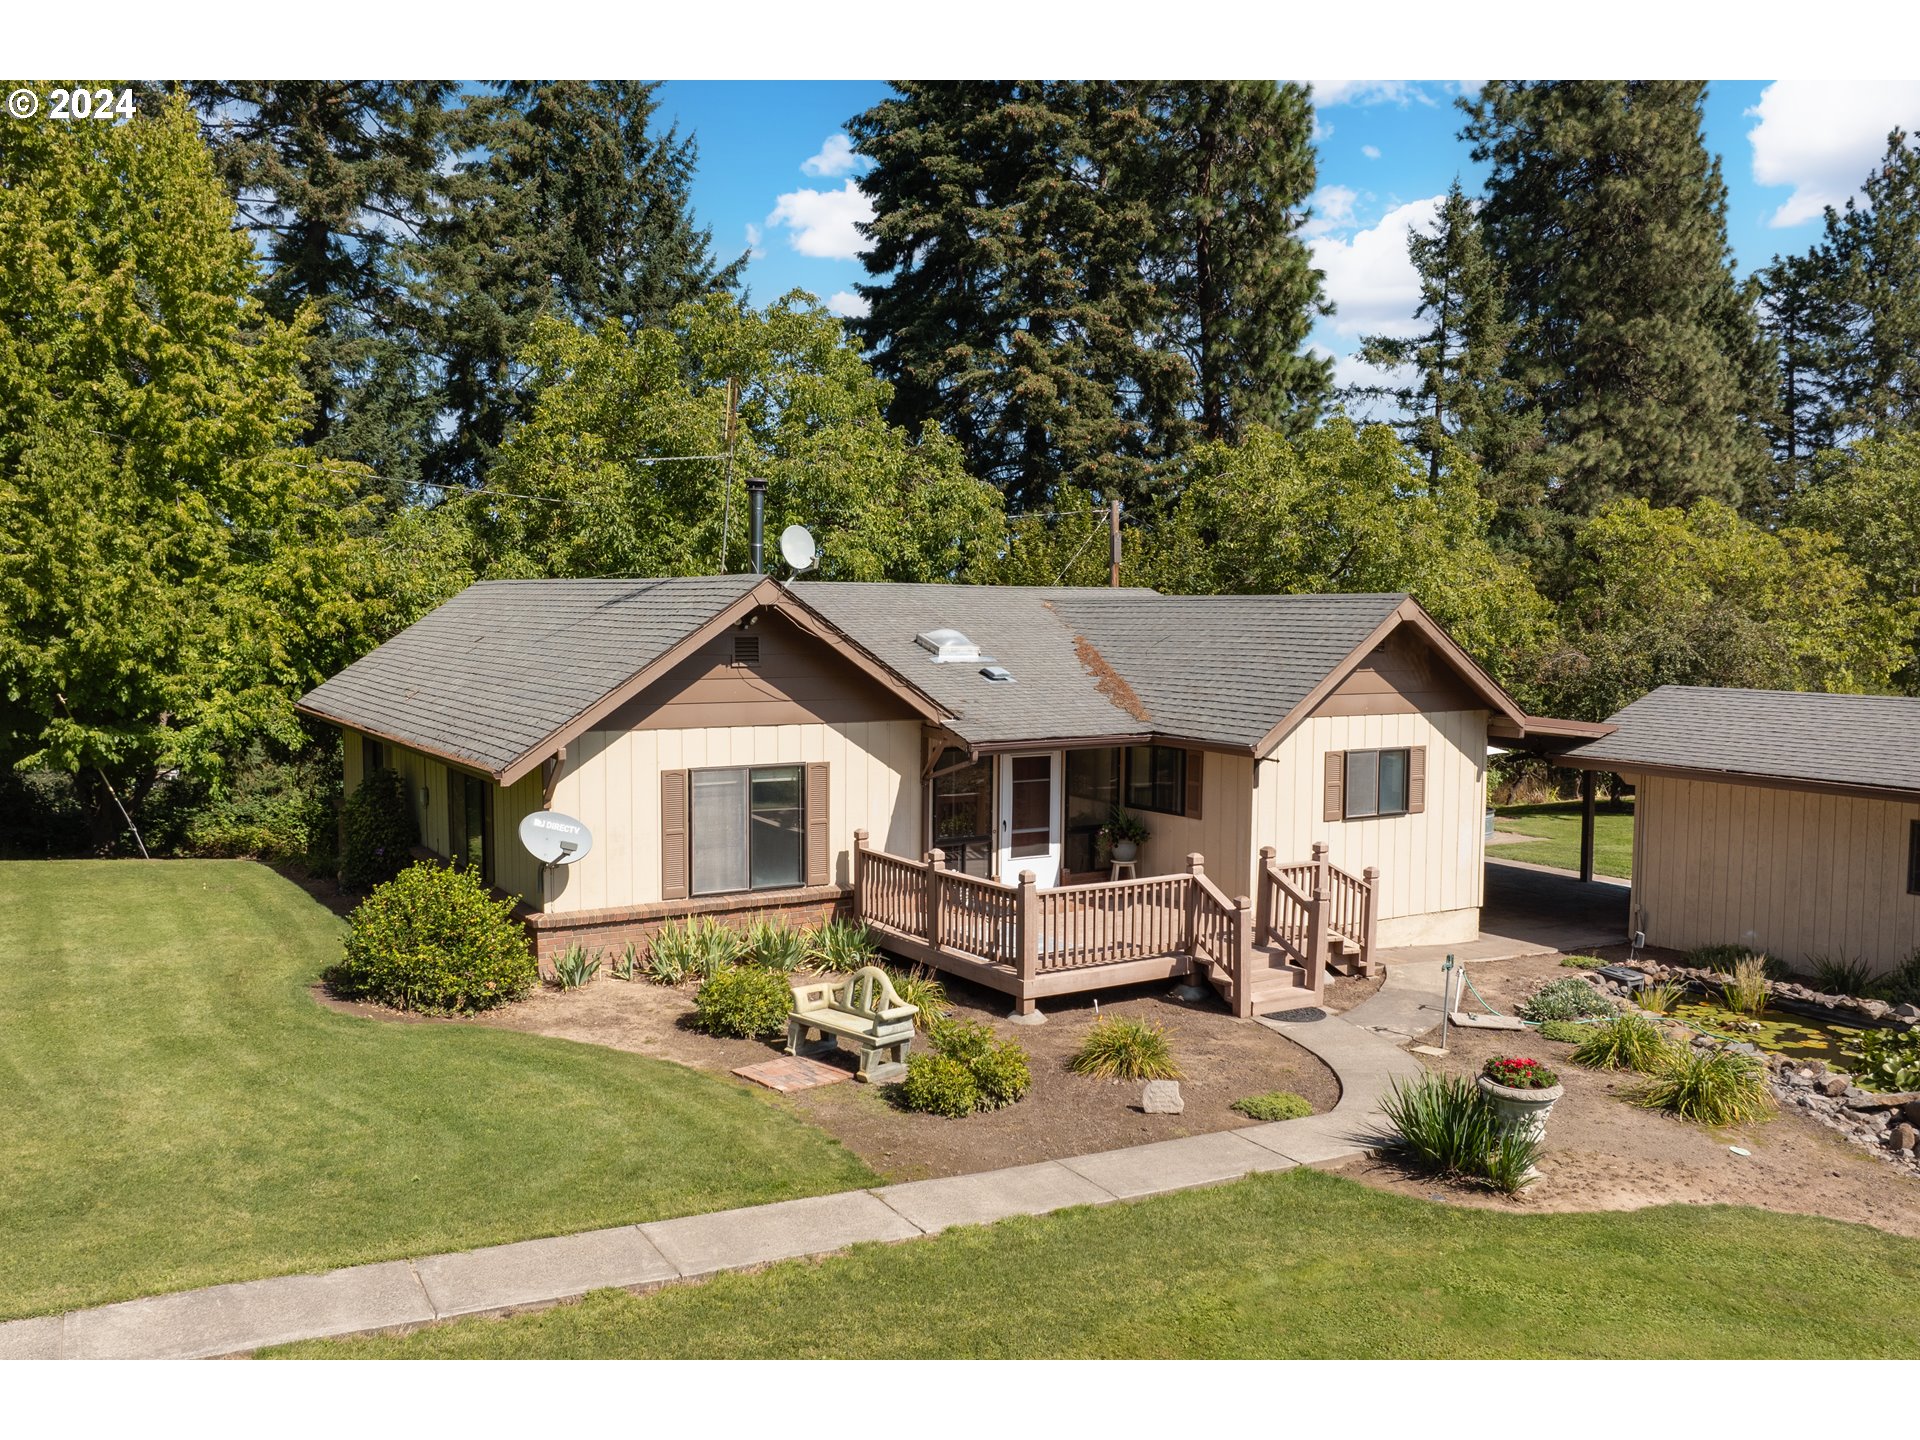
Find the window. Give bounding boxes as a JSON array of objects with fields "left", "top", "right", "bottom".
[
  {"left": 457, "top": 773, "right": 492, "bottom": 885},
  {"left": 1065, "top": 747, "right": 1123, "bottom": 873},
  {"left": 1124, "top": 745, "right": 1186, "bottom": 815},
  {"left": 691, "top": 764, "right": 805, "bottom": 896},
  {"left": 363, "top": 737, "right": 386, "bottom": 775},
  {"left": 1909, "top": 821, "right": 1920, "bottom": 897},
  {"left": 929, "top": 748, "right": 993, "bottom": 877},
  {"left": 1344, "top": 747, "right": 1411, "bottom": 819}
]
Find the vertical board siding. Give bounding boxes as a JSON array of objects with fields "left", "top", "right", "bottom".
[
  {"left": 1137, "top": 753, "right": 1257, "bottom": 898},
  {"left": 544, "top": 719, "right": 922, "bottom": 914},
  {"left": 1254, "top": 709, "right": 1489, "bottom": 928},
  {"left": 1633, "top": 774, "right": 1920, "bottom": 974}
]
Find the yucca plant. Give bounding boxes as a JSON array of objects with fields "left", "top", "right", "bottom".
[
  {"left": 1482, "top": 1126, "right": 1544, "bottom": 1195},
  {"left": 1635, "top": 1049, "right": 1775, "bottom": 1127},
  {"left": 1809, "top": 953, "right": 1874, "bottom": 998},
  {"left": 883, "top": 966, "right": 949, "bottom": 1029},
  {"left": 743, "top": 917, "right": 810, "bottom": 972},
  {"left": 1379, "top": 1074, "right": 1497, "bottom": 1176},
  {"left": 1571, "top": 1012, "right": 1677, "bottom": 1073},
  {"left": 807, "top": 917, "right": 878, "bottom": 973},
  {"left": 643, "top": 917, "right": 743, "bottom": 985},
  {"left": 550, "top": 943, "right": 600, "bottom": 991},
  {"left": 1719, "top": 956, "right": 1771, "bottom": 1017},
  {"left": 1634, "top": 979, "right": 1685, "bottom": 1015},
  {"left": 1068, "top": 1016, "right": 1182, "bottom": 1080}
]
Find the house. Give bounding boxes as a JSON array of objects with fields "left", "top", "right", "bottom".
[
  {"left": 1563, "top": 686, "right": 1920, "bottom": 975},
  {"left": 298, "top": 573, "right": 1591, "bottom": 1018}
]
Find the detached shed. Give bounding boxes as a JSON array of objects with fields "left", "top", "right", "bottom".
[{"left": 1566, "top": 686, "right": 1920, "bottom": 975}]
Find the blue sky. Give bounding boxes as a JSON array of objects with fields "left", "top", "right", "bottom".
[{"left": 658, "top": 80, "right": 1920, "bottom": 388}]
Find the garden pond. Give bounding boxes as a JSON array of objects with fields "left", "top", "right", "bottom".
[{"left": 1669, "top": 998, "right": 1866, "bottom": 1063}]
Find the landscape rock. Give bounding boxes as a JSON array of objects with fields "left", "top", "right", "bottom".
[
  {"left": 1819, "top": 1075, "right": 1851, "bottom": 1098},
  {"left": 1891, "top": 1124, "right": 1918, "bottom": 1152},
  {"left": 1141, "top": 1080, "right": 1184, "bottom": 1115}
]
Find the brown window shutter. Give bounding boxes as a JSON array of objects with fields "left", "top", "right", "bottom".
[
  {"left": 1323, "top": 751, "right": 1345, "bottom": 822},
  {"left": 1408, "top": 745, "right": 1427, "bottom": 814},
  {"left": 805, "top": 762, "right": 831, "bottom": 887},
  {"left": 661, "top": 769, "right": 689, "bottom": 900},
  {"left": 1184, "top": 749, "right": 1203, "bottom": 819}
]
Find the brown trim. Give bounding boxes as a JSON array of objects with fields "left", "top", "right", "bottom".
[
  {"left": 964, "top": 730, "right": 1255, "bottom": 758},
  {"left": 660, "top": 769, "right": 689, "bottom": 901},
  {"left": 524, "top": 883, "right": 848, "bottom": 931},
  {"left": 1490, "top": 714, "right": 1618, "bottom": 741},
  {"left": 497, "top": 580, "right": 947, "bottom": 786},
  {"left": 1323, "top": 750, "right": 1344, "bottom": 822},
  {"left": 1408, "top": 744, "right": 1426, "bottom": 814},
  {"left": 295, "top": 711, "right": 503, "bottom": 784},
  {"left": 804, "top": 761, "right": 830, "bottom": 887},
  {"left": 1253, "top": 598, "right": 1528, "bottom": 759},
  {"left": 1565, "top": 757, "right": 1920, "bottom": 807}
]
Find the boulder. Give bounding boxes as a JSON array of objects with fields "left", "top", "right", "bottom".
[
  {"left": 1141, "top": 1079, "right": 1184, "bottom": 1115},
  {"left": 1819, "top": 1075, "right": 1851, "bottom": 1098},
  {"left": 1890, "top": 1124, "right": 1918, "bottom": 1152}
]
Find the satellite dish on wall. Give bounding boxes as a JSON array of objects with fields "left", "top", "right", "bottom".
[
  {"left": 779, "top": 524, "right": 818, "bottom": 574},
  {"left": 519, "top": 810, "right": 593, "bottom": 866}
]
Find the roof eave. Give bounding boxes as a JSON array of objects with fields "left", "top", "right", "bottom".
[{"left": 1562, "top": 753, "right": 1920, "bottom": 806}]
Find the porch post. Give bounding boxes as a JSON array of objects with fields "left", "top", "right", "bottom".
[
  {"left": 1184, "top": 852, "right": 1205, "bottom": 955},
  {"left": 1579, "top": 770, "right": 1597, "bottom": 883},
  {"left": 852, "top": 829, "right": 868, "bottom": 920},
  {"left": 1361, "top": 865, "right": 1380, "bottom": 978},
  {"left": 1232, "top": 894, "right": 1255, "bottom": 1019},
  {"left": 925, "top": 848, "right": 947, "bottom": 947},
  {"left": 1305, "top": 852, "right": 1329, "bottom": 991},
  {"left": 1011, "top": 869, "right": 1045, "bottom": 1023},
  {"left": 1255, "top": 845, "right": 1276, "bottom": 945}
]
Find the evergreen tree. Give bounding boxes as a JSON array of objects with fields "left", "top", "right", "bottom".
[
  {"left": 1354, "top": 180, "right": 1549, "bottom": 532},
  {"left": 1148, "top": 81, "right": 1328, "bottom": 441},
  {"left": 1461, "top": 82, "right": 1774, "bottom": 516},
  {"left": 1751, "top": 250, "right": 1843, "bottom": 501}
]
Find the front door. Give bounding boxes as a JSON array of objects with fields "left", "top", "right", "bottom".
[{"left": 998, "top": 751, "right": 1062, "bottom": 888}]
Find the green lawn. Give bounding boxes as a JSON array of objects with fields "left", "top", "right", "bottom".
[
  {"left": 0, "top": 860, "right": 873, "bottom": 1321},
  {"left": 272, "top": 1166, "right": 1920, "bottom": 1359},
  {"left": 1492, "top": 799, "right": 1636, "bottom": 879}
]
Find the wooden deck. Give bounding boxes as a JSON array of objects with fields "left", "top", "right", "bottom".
[{"left": 852, "top": 832, "right": 1376, "bottom": 1017}]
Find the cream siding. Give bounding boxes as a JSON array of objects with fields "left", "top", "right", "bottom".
[
  {"left": 1631, "top": 773, "right": 1920, "bottom": 973},
  {"left": 543, "top": 719, "right": 923, "bottom": 914},
  {"left": 1254, "top": 709, "right": 1489, "bottom": 945},
  {"left": 1135, "top": 753, "right": 1258, "bottom": 899}
]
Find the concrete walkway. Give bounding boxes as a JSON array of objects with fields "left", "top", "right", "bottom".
[{"left": 1, "top": 990, "right": 1434, "bottom": 1360}]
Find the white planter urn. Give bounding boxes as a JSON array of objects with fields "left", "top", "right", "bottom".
[
  {"left": 1111, "top": 840, "right": 1139, "bottom": 863},
  {"left": 1477, "top": 1074, "right": 1564, "bottom": 1146}
]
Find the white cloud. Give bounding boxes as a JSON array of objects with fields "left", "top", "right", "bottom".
[
  {"left": 1307, "top": 81, "right": 1432, "bottom": 108},
  {"left": 1301, "top": 184, "right": 1361, "bottom": 238},
  {"left": 1361, "top": 144, "right": 1382, "bottom": 160},
  {"left": 744, "top": 222, "right": 765, "bottom": 260},
  {"left": 1747, "top": 80, "right": 1920, "bottom": 227},
  {"left": 1311, "top": 193, "right": 1446, "bottom": 340},
  {"left": 826, "top": 290, "right": 870, "bottom": 319},
  {"left": 765, "top": 179, "right": 876, "bottom": 260},
  {"left": 801, "top": 132, "right": 863, "bottom": 178}
]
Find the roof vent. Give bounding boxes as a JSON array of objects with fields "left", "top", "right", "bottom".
[
  {"left": 915, "top": 627, "right": 981, "bottom": 662},
  {"left": 980, "top": 665, "right": 1016, "bottom": 685}
]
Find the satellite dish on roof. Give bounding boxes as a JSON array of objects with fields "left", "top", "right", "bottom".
[
  {"left": 519, "top": 810, "right": 593, "bottom": 866},
  {"left": 779, "top": 524, "right": 817, "bottom": 574}
]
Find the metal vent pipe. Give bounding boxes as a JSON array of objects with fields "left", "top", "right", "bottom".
[{"left": 746, "top": 477, "right": 767, "bottom": 574}]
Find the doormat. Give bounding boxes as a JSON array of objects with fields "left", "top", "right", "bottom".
[{"left": 733, "top": 1054, "right": 856, "bottom": 1092}]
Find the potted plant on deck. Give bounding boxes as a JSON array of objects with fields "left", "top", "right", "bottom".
[
  {"left": 1100, "top": 807, "right": 1151, "bottom": 864},
  {"left": 1477, "top": 1055, "right": 1564, "bottom": 1145}
]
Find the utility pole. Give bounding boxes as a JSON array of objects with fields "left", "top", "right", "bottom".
[
  {"left": 1108, "top": 497, "right": 1123, "bottom": 588},
  {"left": 718, "top": 377, "right": 740, "bottom": 573}
]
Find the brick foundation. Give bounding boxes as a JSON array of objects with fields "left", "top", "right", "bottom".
[{"left": 523, "top": 886, "right": 851, "bottom": 961}]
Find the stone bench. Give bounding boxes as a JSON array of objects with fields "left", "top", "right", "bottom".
[{"left": 787, "top": 965, "right": 918, "bottom": 1083}]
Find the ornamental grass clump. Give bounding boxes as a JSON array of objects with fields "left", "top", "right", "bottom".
[
  {"left": 691, "top": 964, "right": 793, "bottom": 1040},
  {"left": 1518, "top": 977, "right": 1615, "bottom": 1023},
  {"left": 550, "top": 944, "right": 600, "bottom": 991},
  {"left": 1634, "top": 979, "right": 1686, "bottom": 1016},
  {"left": 807, "top": 918, "right": 878, "bottom": 974},
  {"left": 328, "top": 862, "right": 537, "bottom": 1014},
  {"left": 1068, "top": 1016, "right": 1181, "bottom": 1080},
  {"left": 1379, "top": 1074, "right": 1539, "bottom": 1196},
  {"left": 644, "top": 916, "right": 743, "bottom": 984},
  {"left": 1571, "top": 1012, "right": 1678, "bottom": 1073},
  {"left": 742, "top": 917, "right": 810, "bottom": 972},
  {"left": 884, "top": 966, "right": 949, "bottom": 1029},
  {"left": 1809, "top": 954, "right": 1874, "bottom": 998},
  {"left": 1634, "top": 1049, "right": 1775, "bottom": 1127},
  {"left": 1719, "top": 956, "right": 1771, "bottom": 1017}
]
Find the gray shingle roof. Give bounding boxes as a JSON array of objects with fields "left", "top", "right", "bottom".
[
  {"left": 1051, "top": 592, "right": 1409, "bottom": 749},
  {"left": 299, "top": 575, "right": 764, "bottom": 776},
  {"left": 1572, "top": 686, "right": 1920, "bottom": 796}
]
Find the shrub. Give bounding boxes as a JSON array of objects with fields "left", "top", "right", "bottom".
[
  {"left": 551, "top": 944, "right": 601, "bottom": 991},
  {"left": 1483, "top": 1055, "right": 1558, "bottom": 1089},
  {"left": 1809, "top": 953, "right": 1874, "bottom": 997},
  {"left": 884, "top": 966, "right": 949, "bottom": 1029},
  {"left": 1571, "top": 1012, "right": 1677, "bottom": 1073},
  {"left": 1518, "top": 977, "right": 1614, "bottom": 1023},
  {"left": 645, "top": 917, "right": 743, "bottom": 984},
  {"left": 1231, "top": 1090, "right": 1313, "bottom": 1122},
  {"left": 899, "top": 1054, "right": 979, "bottom": 1118},
  {"left": 327, "top": 862, "right": 536, "bottom": 1014},
  {"left": 1536, "top": 1019, "right": 1590, "bottom": 1044},
  {"left": 1872, "top": 949, "right": 1920, "bottom": 1006},
  {"left": 1848, "top": 1029, "right": 1920, "bottom": 1093},
  {"left": 1635, "top": 979, "right": 1686, "bottom": 1015},
  {"left": 691, "top": 964, "right": 794, "bottom": 1039},
  {"left": 181, "top": 743, "right": 338, "bottom": 870},
  {"left": 1068, "top": 1016, "right": 1182, "bottom": 1080},
  {"left": 610, "top": 942, "right": 638, "bottom": 981},
  {"left": 339, "top": 768, "right": 418, "bottom": 890},
  {"left": 1380, "top": 1074, "right": 1498, "bottom": 1176},
  {"left": 1483, "top": 1127, "right": 1545, "bottom": 1197},
  {"left": 1557, "top": 954, "right": 1603, "bottom": 970},
  {"left": 743, "top": 917, "right": 809, "bottom": 972},
  {"left": 808, "top": 918, "right": 878, "bottom": 973},
  {"left": 1634, "top": 1049, "right": 1774, "bottom": 1127},
  {"left": 1719, "top": 956, "right": 1771, "bottom": 1017}
]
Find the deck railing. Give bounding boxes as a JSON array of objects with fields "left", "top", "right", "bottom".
[{"left": 1256, "top": 842, "right": 1377, "bottom": 982}]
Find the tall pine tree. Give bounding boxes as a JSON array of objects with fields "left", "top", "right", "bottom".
[{"left": 1461, "top": 82, "right": 1773, "bottom": 517}]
